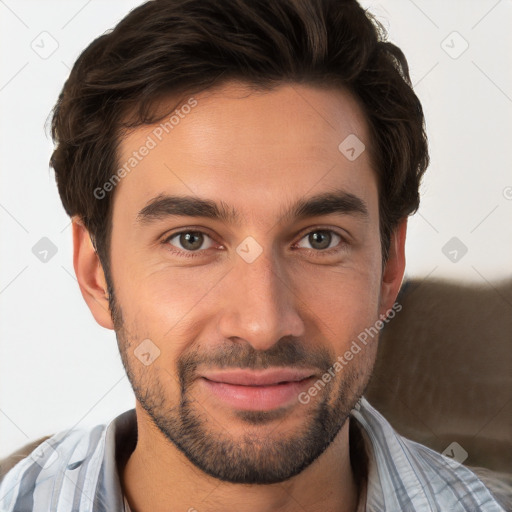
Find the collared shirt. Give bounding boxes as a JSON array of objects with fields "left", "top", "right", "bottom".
[{"left": 0, "top": 396, "right": 506, "bottom": 511}]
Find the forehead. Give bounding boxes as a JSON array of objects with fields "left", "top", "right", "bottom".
[{"left": 112, "top": 81, "right": 377, "bottom": 225}]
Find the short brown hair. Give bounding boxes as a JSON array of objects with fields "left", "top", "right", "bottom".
[{"left": 50, "top": 0, "right": 429, "bottom": 294}]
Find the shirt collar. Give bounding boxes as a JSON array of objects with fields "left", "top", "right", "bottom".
[{"left": 95, "top": 409, "right": 136, "bottom": 512}]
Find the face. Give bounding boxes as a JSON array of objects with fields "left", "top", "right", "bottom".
[{"left": 95, "top": 81, "right": 402, "bottom": 484}]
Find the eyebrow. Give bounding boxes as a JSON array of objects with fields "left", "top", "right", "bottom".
[{"left": 136, "top": 189, "right": 369, "bottom": 226}]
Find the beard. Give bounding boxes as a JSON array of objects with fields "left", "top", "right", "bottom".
[{"left": 108, "top": 280, "right": 371, "bottom": 485}]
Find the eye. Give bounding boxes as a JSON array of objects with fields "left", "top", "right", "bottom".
[
  {"left": 295, "top": 229, "right": 344, "bottom": 252},
  {"left": 163, "top": 230, "right": 216, "bottom": 255},
  {"left": 161, "top": 227, "right": 347, "bottom": 259}
]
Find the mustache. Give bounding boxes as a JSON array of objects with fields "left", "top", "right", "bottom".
[{"left": 177, "top": 336, "right": 333, "bottom": 389}]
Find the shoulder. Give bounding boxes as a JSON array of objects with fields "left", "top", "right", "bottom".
[
  {"left": 352, "top": 398, "right": 509, "bottom": 510},
  {"left": 0, "top": 424, "right": 108, "bottom": 511},
  {"left": 464, "top": 465, "right": 512, "bottom": 512},
  {"left": 0, "top": 436, "right": 53, "bottom": 483}
]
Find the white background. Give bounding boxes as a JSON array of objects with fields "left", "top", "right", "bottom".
[{"left": 1, "top": 0, "right": 511, "bottom": 457}]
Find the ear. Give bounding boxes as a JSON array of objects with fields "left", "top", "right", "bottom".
[
  {"left": 379, "top": 217, "right": 407, "bottom": 317},
  {"left": 72, "top": 216, "right": 114, "bottom": 330}
]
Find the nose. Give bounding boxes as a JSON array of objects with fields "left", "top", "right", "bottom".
[{"left": 217, "top": 249, "right": 305, "bottom": 351}]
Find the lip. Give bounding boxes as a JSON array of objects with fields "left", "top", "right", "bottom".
[
  {"left": 198, "top": 368, "right": 317, "bottom": 411},
  {"left": 200, "top": 368, "right": 316, "bottom": 386}
]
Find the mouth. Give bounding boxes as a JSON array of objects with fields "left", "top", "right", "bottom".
[{"left": 198, "top": 368, "right": 316, "bottom": 411}]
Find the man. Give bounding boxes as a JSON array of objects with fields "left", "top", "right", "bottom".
[{"left": 0, "top": 0, "right": 507, "bottom": 510}]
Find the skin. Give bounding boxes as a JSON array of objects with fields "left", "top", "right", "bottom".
[{"left": 73, "top": 80, "right": 407, "bottom": 512}]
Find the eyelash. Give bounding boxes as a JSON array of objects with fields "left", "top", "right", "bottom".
[{"left": 161, "top": 227, "right": 349, "bottom": 259}]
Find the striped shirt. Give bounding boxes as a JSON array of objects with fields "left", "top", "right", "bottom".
[{"left": 0, "top": 396, "right": 506, "bottom": 511}]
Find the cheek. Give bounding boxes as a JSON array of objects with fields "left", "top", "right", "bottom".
[
  {"left": 115, "top": 255, "right": 204, "bottom": 317},
  {"left": 291, "top": 256, "right": 382, "bottom": 331},
  {"left": 319, "top": 289, "right": 380, "bottom": 359},
  {"left": 114, "top": 263, "right": 226, "bottom": 361}
]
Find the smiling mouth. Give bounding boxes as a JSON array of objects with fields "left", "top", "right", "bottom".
[
  {"left": 198, "top": 368, "right": 317, "bottom": 410},
  {"left": 200, "top": 367, "right": 316, "bottom": 386}
]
